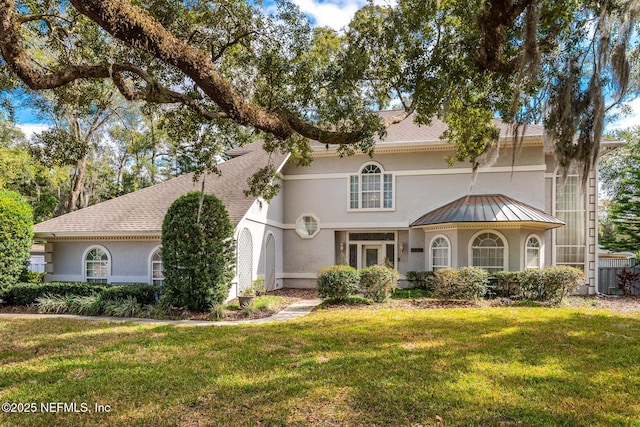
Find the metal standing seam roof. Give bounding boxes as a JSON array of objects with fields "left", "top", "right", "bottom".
[
  {"left": 33, "top": 141, "right": 288, "bottom": 236},
  {"left": 410, "top": 194, "right": 565, "bottom": 228}
]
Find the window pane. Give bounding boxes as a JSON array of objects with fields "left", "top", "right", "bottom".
[
  {"left": 385, "top": 244, "right": 395, "bottom": 268},
  {"left": 555, "top": 173, "right": 585, "bottom": 269},
  {"left": 350, "top": 175, "right": 359, "bottom": 209},
  {"left": 431, "top": 237, "right": 449, "bottom": 271},
  {"left": 361, "top": 174, "right": 381, "bottom": 208},
  {"left": 472, "top": 233, "right": 505, "bottom": 271},
  {"left": 348, "top": 244, "right": 357, "bottom": 269},
  {"left": 383, "top": 174, "right": 393, "bottom": 208}
]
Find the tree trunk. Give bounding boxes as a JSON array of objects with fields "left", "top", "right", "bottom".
[{"left": 67, "top": 155, "right": 88, "bottom": 213}]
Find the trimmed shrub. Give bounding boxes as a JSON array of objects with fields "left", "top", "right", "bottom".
[
  {"left": 317, "top": 265, "right": 359, "bottom": 301},
  {"left": 489, "top": 271, "right": 521, "bottom": 298},
  {"left": 100, "top": 283, "right": 160, "bottom": 305},
  {"left": 518, "top": 269, "right": 546, "bottom": 301},
  {"left": 359, "top": 265, "right": 399, "bottom": 302},
  {"left": 0, "top": 190, "right": 33, "bottom": 286},
  {"left": 494, "top": 266, "right": 584, "bottom": 303},
  {"left": 0, "top": 282, "right": 107, "bottom": 305},
  {"left": 406, "top": 271, "right": 435, "bottom": 291},
  {"left": 539, "top": 265, "right": 584, "bottom": 303},
  {"left": 162, "top": 192, "right": 235, "bottom": 311},
  {"left": 429, "top": 267, "right": 489, "bottom": 300},
  {"left": 19, "top": 270, "right": 45, "bottom": 283}
]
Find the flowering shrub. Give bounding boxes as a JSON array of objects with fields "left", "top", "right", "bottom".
[{"left": 359, "top": 265, "right": 399, "bottom": 302}]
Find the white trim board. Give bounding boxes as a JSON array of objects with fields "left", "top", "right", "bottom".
[{"left": 282, "top": 164, "right": 546, "bottom": 181}]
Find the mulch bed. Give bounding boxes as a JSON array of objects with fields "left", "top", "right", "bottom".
[{"left": 2, "top": 289, "right": 639, "bottom": 321}]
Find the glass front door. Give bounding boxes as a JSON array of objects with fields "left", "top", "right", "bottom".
[{"left": 362, "top": 245, "right": 383, "bottom": 267}]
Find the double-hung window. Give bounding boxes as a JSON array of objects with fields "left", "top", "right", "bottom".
[{"left": 349, "top": 163, "right": 393, "bottom": 210}]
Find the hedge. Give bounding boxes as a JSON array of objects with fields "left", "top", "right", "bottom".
[
  {"left": 0, "top": 282, "right": 107, "bottom": 305},
  {"left": 317, "top": 265, "right": 359, "bottom": 301},
  {"left": 359, "top": 265, "right": 399, "bottom": 302},
  {"left": 0, "top": 282, "right": 162, "bottom": 306},
  {"left": 428, "top": 267, "right": 490, "bottom": 300}
]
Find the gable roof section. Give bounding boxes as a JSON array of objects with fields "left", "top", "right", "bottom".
[
  {"left": 410, "top": 194, "right": 564, "bottom": 229},
  {"left": 34, "top": 142, "right": 288, "bottom": 237}
]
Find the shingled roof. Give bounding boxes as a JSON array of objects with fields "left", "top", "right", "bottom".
[
  {"left": 308, "top": 111, "right": 547, "bottom": 148},
  {"left": 410, "top": 194, "right": 564, "bottom": 229},
  {"left": 34, "top": 142, "right": 288, "bottom": 237}
]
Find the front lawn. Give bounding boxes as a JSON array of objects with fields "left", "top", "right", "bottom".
[{"left": 1, "top": 307, "right": 639, "bottom": 426}]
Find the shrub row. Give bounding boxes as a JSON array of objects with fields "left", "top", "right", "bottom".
[
  {"left": 428, "top": 267, "right": 489, "bottom": 300},
  {"left": 321, "top": 265, "right": 584, "bottom": 303},
  {"left": 35, "top": 294, "right": 148, "bottom": 318},
  {"left": 317, "top": 265, "right": 399, "bottom": 302},
  {"left": 0, "top": 282, "right": 161, "bottom": 306},
  {"left": 490, "top": 266, "right": 584, "bottom": 303},
  {"left": 0, "top": 282, "right": 108, "bottom": 305}
]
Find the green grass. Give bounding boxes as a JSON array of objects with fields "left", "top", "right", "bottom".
[
  {"left": 1, "top": 307, "right": 640, "bottom": 426},
  {"left": 392, "top": 288, "right": 432, "bottom": 299}
]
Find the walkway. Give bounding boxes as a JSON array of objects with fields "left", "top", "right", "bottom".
[{"left": 0, "top": 299, "right": 323, "bottom": 326}]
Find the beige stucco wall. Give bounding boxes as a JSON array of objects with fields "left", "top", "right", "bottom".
[{"left": 280, "top": 144, "right": 555, "bottom": 288}]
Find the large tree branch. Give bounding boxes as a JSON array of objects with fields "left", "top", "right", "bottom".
[{"left": 66, "top": 0, "right": 374, "bottom": 144}]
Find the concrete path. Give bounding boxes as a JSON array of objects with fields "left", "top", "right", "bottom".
[{"left": 0, "top": 299, "right": 323, "bottom": 326}]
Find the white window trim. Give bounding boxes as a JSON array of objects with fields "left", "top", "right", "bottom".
[
  {"left": 149, "top": 246, "right": 164, "bottom": 286},
  {"left": 552, "top": 169, "right": 588, "bottom": 269},
  {"left": 468, "top": 230, "right": 509, "bottom": 271},
  {"left": 82, "top": 245, "right": 111, "bottom": 284},
  {"left": 524, "top": 234, "right": 543, "bottom": 269},
  {"left": 429, "top": 235, "right": 451, "bottom": 271},
  {"left": 347, "top": 161, "right": 395, "bottom": 212},
  {"left": 295, "top": 213, "right": 320, "bottom": 239}
]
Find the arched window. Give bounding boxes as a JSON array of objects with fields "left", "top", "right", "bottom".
[
  {"left": 85, "top": 247, "right": 109, "bottom": 283},
  {"left": 471, "top": 232, "right": 507, "bottom": 272},
  {"left": 151, "top": 248, "right": 164, "bottom": 285},
  {"left": 349, "top": 163, "right": 393, "bottom": 210},
  {"left": 431, "top": 236, "right": 450, "bottom": 271},
  {"left": 525, "top": 235, "right": 541, "bottom": 269}
]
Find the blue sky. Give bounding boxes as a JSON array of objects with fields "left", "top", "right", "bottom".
[{"left": 11, "top": 0, "right": 640, "bottom": 136}]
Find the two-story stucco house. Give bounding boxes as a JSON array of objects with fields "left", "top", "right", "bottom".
[{"left": 33, "top": 112, "right": 616, "bottom": 297}]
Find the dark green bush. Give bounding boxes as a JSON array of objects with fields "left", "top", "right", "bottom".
[
  {"left": 406, "top": 271, "right": 435, "bottom": 291},
  {"left": 429, "top": 267, "right": 489, "bottom": 300},
  {"left": 489, "top": 271, "right": 521, "bottom": 298},
  {"left": 359, "top": 265, "right": 399, "bottom": 302},
  {"left": 490, "top": 266, "right": 584, "bottom": 303},
  {"left": 162, "top": 192, "right": 235, "bottom": 311},
  {"left": 0, "top": 282, "right": 107, "bottom": 305},
  {"left": 100, "top": 283, "right": 161, "bottom": 305},
  {"left": 317, "top": 265, "right": 359, "bottom": 301},
  {"left": 0, "top": 190, "right": 33, "bottom": 285},
  {"left": 19, "top": 270, "right": 45, "bottom": 283},
  {"left": 538, "top": 265, "right": 584, "bottom": 303}
]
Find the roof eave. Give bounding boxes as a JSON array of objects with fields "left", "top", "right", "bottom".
[{"left": 410, "top": 220, "right": 565, "bottom": 231}]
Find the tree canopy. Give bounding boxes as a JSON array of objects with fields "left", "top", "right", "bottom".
[
  {"left": 600, "top": 127, "right": 640, "bottom": 253},
  {"left": 0, "top": 0, "right": 638, "bottom": 187}
]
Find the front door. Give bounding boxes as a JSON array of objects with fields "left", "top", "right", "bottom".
[{"left": 362, "top": 245, "right": 383, "bottom": 267}]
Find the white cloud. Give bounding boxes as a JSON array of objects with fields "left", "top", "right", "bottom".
[
  {"left": 17, "top": 123, "right": 49, "bottom": 139},
  {"left": 608, "top": 98, "right": 640, "bottom": 131},
  {"left": 292, "top": 0, "right": 362, "bottom": 30},
  {"left": 290, "top": 0, "right": 395, "bottom": 31}
]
